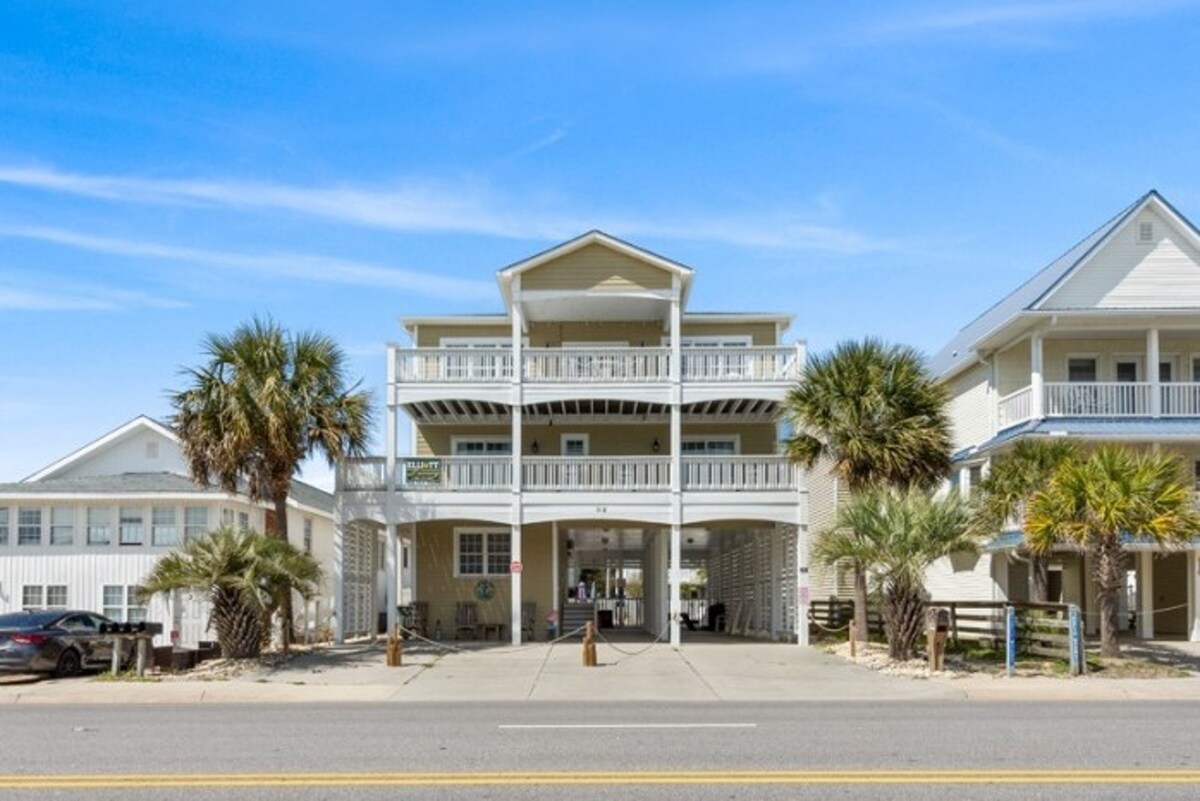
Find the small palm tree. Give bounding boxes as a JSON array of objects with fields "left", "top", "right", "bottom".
[
  {"left": 974, "top": 439, "right": 1078, "bottom": 601},
  {"left": 140, "top": 528, "right": 324, "bottom": 659},
  {"left": 172, "top": 317, "right": 372, "bottom": 647},
  {"left": 1025, "top": 445, "right": 1200, "bottom": 658},
  {"left": 783, "top": 338, "right": 953, "bottom": 641},
  {"left": 815, "top": 487, "right": 978, "bottom": 660}
]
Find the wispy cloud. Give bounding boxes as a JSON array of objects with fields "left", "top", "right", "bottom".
[
  {"left": 0, "top": 270, "right": 186, "bottom": 312},
  {"left": 0, "top": 164, "right": 896, "bottom": 255},
  {"left": 0, "top": 223, "right": 496, "bottom": 301}
]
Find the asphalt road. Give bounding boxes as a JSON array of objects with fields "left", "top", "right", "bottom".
[{"left": 1, "top": 701, "right": 1197, "bottom": 799}]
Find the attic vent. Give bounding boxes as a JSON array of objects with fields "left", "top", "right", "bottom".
[
  {"left": 1137, "top": 221, "right": 1154, "bottom": 244},
  {"left": 145, "top": 441, "right": 159, "bottom": 459}
]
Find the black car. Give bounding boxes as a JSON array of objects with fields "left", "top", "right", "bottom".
[{"left": 0, "top": 610, "right": 133, "bottom": 677}]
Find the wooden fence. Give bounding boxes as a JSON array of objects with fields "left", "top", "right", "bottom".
[
  {"left": 808, "top": 599, "right": 884, "bottom": 637},
  {"left": 936, "top": 600, "right": 1074, "bottom": 659}
]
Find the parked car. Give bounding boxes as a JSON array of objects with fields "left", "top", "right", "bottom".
[{"left": 0, "top": 610, "right": 133, "bottom": 677}]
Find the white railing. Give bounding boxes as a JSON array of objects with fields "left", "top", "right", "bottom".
[
  {"left": 523, "top": 456, "right": 672, "bottom": 491},
  {"left": 1160, "top": 383, "right": 1200, "bottom": 416},
  {"left": 1044, "top": 382, "right": 1151, "bottom": 417},
  {"left": 997, "top": 386, "right": 1033, "bottom": 428},
  {"left": 681, "top": 455, "right": 798, "bottom": 491},
  {"left": 399, "top": 457, "right": 511, "bottom": 490},
  {"left": 681, "top": 347, "right": 800, "bottom": 382},
  {"left": 395, "top": 348, "right": 513, "bottom": 383},
  {"left": 523, "top": 348, "right": 669, "bottom": 383},
  {"left": 337, "top": 457, "right": 387, "bottom": 491}
]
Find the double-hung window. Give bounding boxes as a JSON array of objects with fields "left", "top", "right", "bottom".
[
  {"left": 303, "top": 518, "right": 313, "bottom": 554},
  {"left": 152, "top": 506, "right": 179, "bottom": 546},
  {"left": 50, "top": 507, "right": 75, "bottom": 546},
  {"left": 18, "top": 508, "right": 41, "bottom": 546},
  {"left": 103, "top": 585, "right": 147, "bottom": 623},
  {"left": 119, "top": 507, "right": 144, "bottom": 545},
  {"left": 87, "top": 507, "right": 112, "bottom": 545},
  {"left": 455, "top": 529, "right": 511, "bottom": 577},
  {"left": 184, "top": 507, "right": 208, "bottom": 542},
  {"left": 0, "top": 508, "right": 8, "bottom": 546}
]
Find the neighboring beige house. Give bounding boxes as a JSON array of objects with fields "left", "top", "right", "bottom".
[
  {"left": 0, "top": 416, "right": 337, "bottom": 646},
  {"left": 336, "top": 231, "right": 810, "bottom": 646},
  {"left": 928, "top": 190, "right": 1200, "bottom": 642}
]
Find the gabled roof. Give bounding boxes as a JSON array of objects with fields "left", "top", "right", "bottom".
[
  {"left": 496, "top": 230, "right": 694, "bottom": 309},
  {"left": 929, "top": 190, "right": 1200, "bottom": 380},
  {"left": 24, "top": 415, "right": 175, "bottom": 482}
]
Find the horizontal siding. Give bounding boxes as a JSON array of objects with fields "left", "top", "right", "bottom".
[
  {"left": 413, "top": 423, "right": 779, "bottom": 457},
  {"left": 680, "top": 322, "right": 779, "bottom": 346},
  {"left": 521, "top": 244, "right": 672, "bottom": 292},
  {"left": 1045, "top": 208, "right": 1200, "bottom": 309},
  {"left": 945, "top": 362, "right": 991, "bottom": 451},
  {"left": 995, "top": 344, "right": 1032, "bottom": 397},
  {"left": 415, "top": 322, "right": 778, "bottom": 348},
  {"left": 527, "top": 321, "right": 664, "bottom": 347},
  {"left": 924, "top": 552, "right": 1004, "bottom": 603},
  {"left": 416, "top": 325, "right": 510, "bottom": 347}
]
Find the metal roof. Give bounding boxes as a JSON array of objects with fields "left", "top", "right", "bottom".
[{"left": 954, "top": 416, "right": 1200, "bottom": 462}]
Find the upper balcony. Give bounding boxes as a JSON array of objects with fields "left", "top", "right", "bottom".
[
  {"left": 998, "top": 382, "right": 1200, "bottom": 428},
  {"left": 394, "top": 345, "right": 802, "bottom": 386}
]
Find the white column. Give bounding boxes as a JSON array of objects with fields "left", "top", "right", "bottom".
[
  {"left": 669, "top": 523, "right": 682, "bottom": 647},
  {"left": 551, "top": 520, "right": 560, "bottom": 632},
  {"left": 332, "top": 519, "right": 345, "bottom": 644},
  {"left": 795, "top": 523, "right": 810, "bottom": 646},
  {"left": 1189, "top": 550, "right": 1199, "bottom": 642},
  {"left": 1139, "top": 551, "right": 1155, "bottom": 639},
  {"left": 510, "top": 276, "right": 524, "bottom": 646},
  {"left": 1148, "top": 328, "right": 1161, "bottom": 417},
  {"left": 1030, "top": 333, "right": 1044, "bottom": 419},
  {"left": 385, "top": 525, "right": 398, "bottom": 635},
  {"left": 510, "top": 524, "right": 522, "bottom": 645}
]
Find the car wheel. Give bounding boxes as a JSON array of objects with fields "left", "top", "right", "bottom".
[{"left": 55, "top": 649, "right": 82, "bottom": 678}]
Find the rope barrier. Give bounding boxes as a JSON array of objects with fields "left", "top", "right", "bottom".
[
  {"left": 807, "top": 610, "right": 852, "bottom": 633},
  {"left": 594, "top": 625, "right": 668, "bottom": 658},
  {"left": 394, "top": 623, "right": 590, "bottom": 657}
]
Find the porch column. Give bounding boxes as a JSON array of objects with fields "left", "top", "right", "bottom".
[
  {"left": 551, "top": 521, "right": 560, "bottom": 634},
  {"left": 511, "top": 275, "right": 524, "bottom": 645},
  {"left": 385, "top": 525, "right": 398, "bottom": 636},
  {"left": 669, "top": 523, "right": 682, "bottom": 647},
  {"left": 1030, "top": 333, "right": 1044, "bottom": 419},
  {"left": 1147, "top": 328, "right": 1161, "bottom": 417},
  {"left": 1139, "top": 551, "right": 1155, "bottom": 639},
  {"left": 510, "top": 523, "right": 522, "bottom": 645},
  {"left": 1189, "top": 550, "right": 1199, "bottom": 642},
  {"left": 796, "top": 523, "right": 810, "bottom": 646},
  {"left": 332, "top": 519, "right": 345, "bottom": 644}
]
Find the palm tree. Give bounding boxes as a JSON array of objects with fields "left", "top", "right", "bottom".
[
  {"left": 1025, "top": 445, "right": 1200, "bottom": 658},
  {"left": 140, "top": 528, "right": 324, "bottom": 659},
  {"left": 815, "top": 487, "right": 978, "bottom": 660},
  {"left": 782, "top": 338, "right": 953, "bottom": 641},
  {"left": 973, "top": 439, "right": 1078, "bottom": 601},
  {"left": 172, "top": 317, "right": 372, "bottom": 646}
]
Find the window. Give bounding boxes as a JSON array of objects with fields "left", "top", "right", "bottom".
[
  {"left": 50, "top": 507, "right": 75, "bottom": 546},
  {"left": 1067, "top": 358, "right": 1097, "bottom": 383},
  {"left": 1115, "top": 360, "right": 1139, "bottom": 382},
  {"left": 1194, "top": 460, "right": 1200, "bottom": 490},
  {"left": 152, "top": 507, "right": 179, "bottom": 546},
  {"left": 0, "top": 508, "right": 8, "bottom": 546},
  {"left": 681, "top": 437, "right": 739, "bottom": 454},
  {"left": 118, "top": 507, "right": 144, "bottom": 545},
  {"left": 46, "top": 586, "right": 68, "bottom": 609},
  {"left": 184, "top": 507, "right": 208, "bottom": 542},
  {"left": 22, "top": 586, "right": 43, "bottom": 610},
  {"left": 221, "top": 508, "right": 235, "bottom": 528},
  {"left": 303, "top": 518, "right": 313, "bottom": 554},
  {"left": 103, "top": 585, "right": 147, "bottom": 623},
  {"left": 18, "top": 508, "right": 41, "bottom": 546},
  {"left": 238, "top": 511, "right": 250, "bottom": 531},
  {"left": 87, "top": 507, "right": 111, "bottom": 546},
  {"left": 455, "top": 529, "right": 511, "bottom": 577},
  {"left": 452, "top": 437, "right": 512, "bottom": 455},
  {"left": 561, "top": 434, "right": 588, "bottom": 456},
  {"left": 968, "top": 465, "right": 984, "bottom": 494}
]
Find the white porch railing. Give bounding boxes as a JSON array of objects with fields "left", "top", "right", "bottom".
[
  {"left": 523, "top": 456, "right": 671, "bottom": 491},
  {"left": 523, "top": 348, "right": 669, "bottom": 383},
  {"left": 1160, "top": 384, "right": 1200, "bottom": 416},
  {"left": 399, "top": 457, "right": 511, "bottom": 490},
  {"left": 997, "top": 386, "right": 1033, "bottom": 428},
  {"left": 681, "top": 455, "right": 798, "bottom": 491},
  {"left": 1044, "top": 382, "right": 1151, "bottom": 417},
  {"left": 337, "top": 457, "right": 387, "bottom": 491},
  {"left": 681, "top": 347, "right": 800, "bottom": 382},
  {"left": 395, "top": 348, "right": 513, "bottom": 383}
]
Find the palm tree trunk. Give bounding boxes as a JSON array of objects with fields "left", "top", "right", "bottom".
[
  {"left": 1030, "top": 554, "right": 1050, "bottom": 603},
  {"left": 272, "top": 487, "right": 295, "bottom": 652},
  {"left": 212, "top": 588, "right": 264, "bottom": 659},
  {"left": 1092, "top": 537, "right": 1124, "bottom": 659},
  {"left": 853, "top": 567, "right": 869, "bottom": 642},
  {"left": 882, "top": 582, "right": 925, "bottom": 661}
]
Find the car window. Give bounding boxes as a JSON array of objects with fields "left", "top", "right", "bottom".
[
  {"left": 88, "top": 614, "right": 114, "bottom": 630},
  {"left": 57, "top": 614, "right": 99, "bottom": 633}
]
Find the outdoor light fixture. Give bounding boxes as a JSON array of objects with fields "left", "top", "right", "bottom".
[
  {"left": 652, "top": 438, "right": 661, "bottom": 453},
  {"left": 531, "top": 439, "right": 540, "bottom": 454}
]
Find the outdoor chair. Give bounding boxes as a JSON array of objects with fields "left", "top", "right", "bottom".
[
  {"left": 521, "top": 602, "right": 537, "bottom": 642},
  {"left": 455, "top": 602, "right": 479, "bottom": 640},
  {"left": 409, "top": 601, "right": 429, "bottom": 638}
]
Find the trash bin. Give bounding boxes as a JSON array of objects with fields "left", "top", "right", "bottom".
[
  {"left": 597, "top": 609, "right": 615, "bottom": 629},
  {"left": 706, "top": 603, "right": 726, "bottom": 632}
]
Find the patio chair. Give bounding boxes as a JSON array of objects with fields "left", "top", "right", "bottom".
[
  {"left": 455, "top": 601, "right": 479, "bottom": 640},
  {"left": 521, "top": 602, "right": 537, "bottom": 642},
  {"left": 409, "top": 601, "right": 429, "bottom": 638}
]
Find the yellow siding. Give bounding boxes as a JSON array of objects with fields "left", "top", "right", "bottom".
[
  {"left": 416, "top": 324, "right": 510, "bottom": 347},
  {"left": 803, "top": 457, "right": 842, "bottom": 599},
  {"left": 521, "top": 243, "right": 673, "bottom": 292},
  {"left": 996, "top": 345, "right": 1031, "bottom": 396},
  {"left": 945, "top": 363, "right": 991, "bottom": 451},
  {"left": 414, "top": 520, "right": 554, "bottom": 639},
  {"left": 681, "top": 322, "right": 778, "bottom": 345},
  {"left": 414, "top": 423, "right": 778, "bottom": 456},
  {"left": 527, "top": 321, "right": 663, "bottom": 347}
]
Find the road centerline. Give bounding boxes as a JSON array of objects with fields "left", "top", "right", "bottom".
[{"left": 497, "top": 722, "right": 758, "bottom": 730}]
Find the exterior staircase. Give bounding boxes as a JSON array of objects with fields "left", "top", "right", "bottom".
[{"left": 560, "top": 602, "right": 595, "bottom": 637}]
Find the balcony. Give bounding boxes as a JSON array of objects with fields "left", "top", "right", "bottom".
[
  {"left": 338, "top": 455, "right": 799, "bottom": 493},
  {"left": 393, "top": 346, "right": 800, "bottom": 385},
  {"left": 998, "top": 382, "right": 1200, "bottom": 428}
]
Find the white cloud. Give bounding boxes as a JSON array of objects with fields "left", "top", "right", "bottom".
[
  {"left": 0, "top": 271, "right": 186, "bottom": 311},
  {"left": 0, "top": 164, "right": 896, "bottom": 255}
]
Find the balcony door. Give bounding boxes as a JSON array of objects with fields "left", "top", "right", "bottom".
[{"left": 440, "top": 338, "right": 509, "bottom": 381}]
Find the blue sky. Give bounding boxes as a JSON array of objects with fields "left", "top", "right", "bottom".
[{"left": 3, "top": 1, "right": 1200, "bottom": 487}]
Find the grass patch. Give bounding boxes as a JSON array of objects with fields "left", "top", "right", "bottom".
[{"left": 92, "top": 670, "right": 162, "bottom": 683}]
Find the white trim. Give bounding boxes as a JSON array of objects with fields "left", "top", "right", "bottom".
[
  {"left": 1112, "top": 353, "right": 1143, "bottom": 382},
  {"left": 439, "top": 337, "right": 510, "bottom": 347},
  {"left": 450, "top": 435, "right": 513, "bottom": 456},
  {"left": 1065, "top": 352, "right": 1100, "bottom": 382},
  {"left": 562, "top": 341, "right": 628, "bottom": 348},
  {"left": 560, "top": 433, "right": 589, "bottom": 456},
  {"left": 452, "top": 526, "right": 513, "bottom": 578},
  {"left": 680, "top": 435, "right": 741, "bottom": 454},
  {"left": 662, "top": 335, "right": 753, "bottom": 347},
  {"left": 24, "top": 416, "right": 175, "bottom": 482}
]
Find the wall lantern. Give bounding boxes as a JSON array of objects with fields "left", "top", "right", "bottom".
[
  {"left": 531, "top": 439, "right": 540, "bottom": 454},
  {"left": 652, "top": 438, "right": 661, "bottom": 453}
]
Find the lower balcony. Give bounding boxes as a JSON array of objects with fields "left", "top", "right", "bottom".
[
  {"left": 998, "top": 382, "right": 1200, "bottom": 428},
  {"left": 338, "top": 455, "right": 799, "bottom": 493}
]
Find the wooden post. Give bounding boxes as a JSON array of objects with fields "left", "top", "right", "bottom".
[
  {"left": 582, "top": 621, "right": 597, "bottom": 667},
  {"left": 135, "top": 638, "right": 148, "bottom": 678},
  {"left": 386, "top": 624, "right": 403, "bottom": 667},
  {"left": 111, "top": 636, "right": 124, "bottom": 676}
]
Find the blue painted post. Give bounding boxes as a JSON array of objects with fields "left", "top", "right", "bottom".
[
  {"left": 1005, "top": 606, "right": 1016, "bottom": 678},
  {"left": 1068, "top": 605, "right": 1083, "bottom": 677}
]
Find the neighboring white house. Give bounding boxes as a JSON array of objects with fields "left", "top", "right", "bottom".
[
  {"left": 928, "top": 190, "right": 1200, "bottom": 642},
  {"left": 0, "top": 416, "right": 337, "bottom": 646},
  {"left": 335, "top": 230, "right": 810, "bottom": 647}
]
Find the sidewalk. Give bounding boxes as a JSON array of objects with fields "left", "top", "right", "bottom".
[{"left": 4, "top": 635, "right": 1200, "bottom": 705}]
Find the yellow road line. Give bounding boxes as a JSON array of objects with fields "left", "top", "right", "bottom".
[{"left": 1, "top": 770, "right": 1199, "bottom": 788}]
